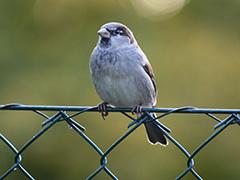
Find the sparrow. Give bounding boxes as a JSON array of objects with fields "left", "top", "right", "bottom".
[{"left": 89, "top": 22, "right": 167, "bottom": 146}]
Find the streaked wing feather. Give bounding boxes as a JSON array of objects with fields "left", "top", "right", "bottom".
[{"left": 143, "top": 63, "right": 157, "bottom": 95}]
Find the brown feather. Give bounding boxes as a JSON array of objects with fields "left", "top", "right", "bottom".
[{"left": 143, "top": 63, "right": 157, "bottom": 96}]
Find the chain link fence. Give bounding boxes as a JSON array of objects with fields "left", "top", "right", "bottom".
[{"left": 0, "top": 103, "right": 240, "bottom": 179}]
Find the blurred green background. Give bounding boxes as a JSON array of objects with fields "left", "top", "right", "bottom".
[{"left": 1, "top": 0, "right": 240, "bottom": 179}]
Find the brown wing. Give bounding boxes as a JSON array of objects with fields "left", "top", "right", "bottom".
[{"left": 143, "top": 63, "right": 157, "bottom": 95}]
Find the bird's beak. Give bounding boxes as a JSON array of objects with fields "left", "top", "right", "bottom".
[{"left": 97, "top": 28, "right": 110, "bottom": 39}]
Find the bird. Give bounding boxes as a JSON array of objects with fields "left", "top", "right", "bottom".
[{"left": 89, "top": 22, "right": 168, "bottom": 146}]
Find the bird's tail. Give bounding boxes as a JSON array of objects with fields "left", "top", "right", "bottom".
[{"left": 143, "top": 113, "right": 168, "bottom": 146}]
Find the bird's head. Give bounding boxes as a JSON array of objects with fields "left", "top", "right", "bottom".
[{"left": 97, "top": 22, "right": 137, "bottom": 48}]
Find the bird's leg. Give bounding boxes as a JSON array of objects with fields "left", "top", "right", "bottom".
[
  {"left": 127, "top": 105, "right": 143, "bottom": 128},
  {"left": 97, "top": 102, "right": 109, "bottom": 120}
]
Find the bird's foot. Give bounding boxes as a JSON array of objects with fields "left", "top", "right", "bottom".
[
  {"left": 98, "top": 102, "right": 109, "bottom": 120},
  {"left": 131, "top": 105, "right": 143, "bottom": 115}
]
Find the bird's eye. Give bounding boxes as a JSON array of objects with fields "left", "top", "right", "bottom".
[
  {"left": 116, "top": 29, "right": 124, "bottom": 35},
  {"left": 107, "top": 28, "right": 124, "bottom": 36}
]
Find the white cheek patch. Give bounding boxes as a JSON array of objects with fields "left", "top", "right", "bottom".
[{"left": 111, "top": 36, "right": 130, "bottom": 48}]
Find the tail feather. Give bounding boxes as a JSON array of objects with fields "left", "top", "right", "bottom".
[{"left": 143, "top": 113, "right": 168, "bottom": 146}]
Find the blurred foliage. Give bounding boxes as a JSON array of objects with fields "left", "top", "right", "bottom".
[{"left": 0, "top": 0, "right": 240, "bottom": 179}]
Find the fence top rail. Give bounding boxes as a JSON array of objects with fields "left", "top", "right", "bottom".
[{"left": 0, "top": 104, "right": 240, "bottom": 114}]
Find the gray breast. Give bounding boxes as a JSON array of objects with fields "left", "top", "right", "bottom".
[{"left": 90, "top": 47, "right": 156, "bottom": 107}]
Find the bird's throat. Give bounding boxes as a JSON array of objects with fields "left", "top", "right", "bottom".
[{"left": 100, "top": 38, "right": 111, "bottom": 48}]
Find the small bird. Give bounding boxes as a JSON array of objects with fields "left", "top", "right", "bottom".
[{"left": 89, "top": 22, "right": 167, "bottom": 146}]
